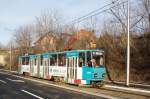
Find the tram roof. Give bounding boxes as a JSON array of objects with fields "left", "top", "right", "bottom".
[
  {"left": 47, "top": 49, "right": 104, "bottom": 54},
  {"left": 65, "top": 49, "right": 104, "bottom": 53},
  {"left": 19, "top": 49, "right": 104, "bottom": 58}
]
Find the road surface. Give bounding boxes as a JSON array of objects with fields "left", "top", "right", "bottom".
[{"left": 0, "top": 70, "right": 105, "bottom": 99}]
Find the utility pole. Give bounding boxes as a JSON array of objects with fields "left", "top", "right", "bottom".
[{"left": 126, "top": 0, "right": 130, "bottom": 86}]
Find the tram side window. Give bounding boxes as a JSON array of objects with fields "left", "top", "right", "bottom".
[
  {"left": 22, "top": 58, "right": 25, "bottom": 65},
  {"left": 100, "top": 55, "right": 104, "bottom": 65},
  {"left": 50, "top": 58, "right": 54, "bottom": 66},
  {"left": 58, "top": 54, "right": 66, "bottom": 66},
  {"left": 22, "top": 57, "right": 29, "bottom": 65},
  {"left": 34, "top": 58, "right": 37, "bottom": 65},
  {"left": 26, "top": 57, "right": 29, "bottom": 65},
  {"left": 92, "top": 52, "right": 104, "bottom": 67},
  {"left": 41, "top": 56, "right": 43, "bottom": 65},
  {"left": 79, "top": 52, "right": 85, "bottom": 67},
  {"left": 92, "top": 56, "right": 99, "bottom": 67},
  {"left": 42, "top": 59, "right": 45, "bottom": 66},
  {"left": 50, "top": 54, "right": 57, "bottom": 66},
  {"left": 86, "top": 52, "right": 92, "bottom": 67}
]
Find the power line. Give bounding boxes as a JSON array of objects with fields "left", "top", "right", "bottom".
[
  {"left": 56, "top": 0, "right": 128, "bottom": 33},
  {"left": 69, "top": 1, "right": 116, "bottom": 24},
  {"left": 68, "top": 0, "right": 127, "bottom": 25}
]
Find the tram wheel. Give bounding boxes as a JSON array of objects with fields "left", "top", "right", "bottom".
[
  {"left": 96, "top": 81, "right": 104, "bottom": 88},
  {"left": 92, "top": 82, "right": 97, "bottom": 88}
]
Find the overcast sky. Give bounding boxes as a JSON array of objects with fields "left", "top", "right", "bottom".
[{"left": 0, "top": 0, "right": 111, "bottom": 45}]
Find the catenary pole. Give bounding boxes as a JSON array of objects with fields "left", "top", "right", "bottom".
[{"left": 126, "top": 0, "right": 130, "bottom": 86}]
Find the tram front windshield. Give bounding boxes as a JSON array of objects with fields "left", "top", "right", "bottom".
[{"left": 91, "top": 51, "right": 104, "bottom": 67}]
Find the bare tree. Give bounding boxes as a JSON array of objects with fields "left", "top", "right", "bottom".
[
  {"left": 32, "top": 10, "right": 66, "bottom": 52},
  {"left": 142, "top": 0, "right": 150, "bottom": 32},
  {"left": 14, "top": 24, "right": 34, "bottom": 54},
  {"left": 34, "top": 10, "right": 63, "bottom": 37},
  {"left": 96, "top": 0, "right": 150, "bottom": 83}
]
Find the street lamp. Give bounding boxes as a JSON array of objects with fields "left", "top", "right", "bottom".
[{"left": 126, "top": 0, "right": 130, "bottom": 86}]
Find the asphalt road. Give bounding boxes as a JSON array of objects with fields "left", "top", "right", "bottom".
[{"left": 0, "top": 71, "right": 105, "bottom": 99}]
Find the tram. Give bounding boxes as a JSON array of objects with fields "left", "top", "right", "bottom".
[{"left": 18, "top": 49, "right": 106, "bottom": 87}]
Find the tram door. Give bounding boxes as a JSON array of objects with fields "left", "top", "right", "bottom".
[
  {"left": 30, "top": 59, "right": 34, "bottom": 76},
  {"left": 43, "top": 58, "right": 49, "bottom": 79},
  {"left": 37, "top": 56, "right": 41, "bottom": 78},
  {"left": 67, "top": 56, "right": 78, "bottom": 83},
  {"left": 18, "top": 57, "right": 22, "bottom": 74}
]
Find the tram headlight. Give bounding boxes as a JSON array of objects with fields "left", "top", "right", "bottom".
[
  {"left": 102, "top": 73, "right": 105, "bottom": 78},
  {"left": 94, "top": 73, "right": 98, "bottom": 78}
]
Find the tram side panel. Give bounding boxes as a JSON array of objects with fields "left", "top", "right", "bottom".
[
  {"left": 48, "top": 66, "right": 66, "bottom": 80},
  {"left": 39, "top": 65, "right": 44, "bottom": 78},
  {"left": 82, "top": 66, "right": 106, "bottom": 84},
  {"left": 46, "top": 53, "right": 67, "bottom": 81}
]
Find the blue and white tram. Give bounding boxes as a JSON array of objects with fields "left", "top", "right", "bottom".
[{"left": 18, "top": 49, "right": 106, "bottom": 87}]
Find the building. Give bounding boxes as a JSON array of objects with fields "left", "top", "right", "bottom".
[
  {"left": 0, "top": 50, "right": 9, "bottom": 67},
  {"left": 64, "top": 29, "right": 97, "bottom": 50},
  {"left": 34, "top": 33, "right": 57, "bottom": 53},
  {"left": 34, "top": 29, "right": 97, "bottom": 52},
  {"left": 75, "top": 29, "right": 96, "bottom": 41}
]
